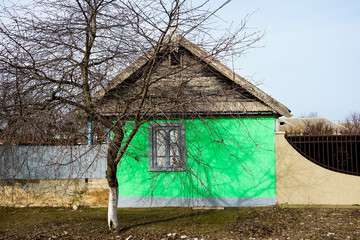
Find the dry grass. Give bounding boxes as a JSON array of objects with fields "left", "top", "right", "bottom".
[{"left": 1, "top": 206, "right": 360, "bottom": 239}]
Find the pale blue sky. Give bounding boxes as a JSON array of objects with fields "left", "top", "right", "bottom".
[
  {"left": 3, "top": 1, "right": 359, "bottom": 121},
  {"left": 213, "top": 0, "right": 360, "bottom": 121}
]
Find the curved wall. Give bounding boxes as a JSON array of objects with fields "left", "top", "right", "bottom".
[{"left": 276, "top": 132, "right": 360, "bottom": 205}]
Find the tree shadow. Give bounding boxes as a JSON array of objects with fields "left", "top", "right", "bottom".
[{"left": 117, "top": 210, "right": 212, "bottom": 233}]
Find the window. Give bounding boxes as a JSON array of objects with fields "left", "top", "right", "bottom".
[
  {"left": 149, "top": 122, "right": 186, "bottom": 171},
  {"left": 169, "top": 51, "right": 181, "bottom": 67}
]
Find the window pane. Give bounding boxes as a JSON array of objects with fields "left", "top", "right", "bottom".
[
  {"left": 156, "top": 129, "right": 166, "bottom": 157},
  {"left": 157, "top": 156, "right": 167, "bottom": 167},
  {"left": 169, "top": 129, "right": 179, "bottom": 165},
  {"left": 170, "top": 129, "right": 178, "bottom": 144}
]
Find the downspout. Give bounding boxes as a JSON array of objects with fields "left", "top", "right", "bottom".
[
  {"left": 106, "top": 128, "right": 110, "bottom": 145},
  {"left": 88, "top": 120, "right": 93, "bottom": 145}
]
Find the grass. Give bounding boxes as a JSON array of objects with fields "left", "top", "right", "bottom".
[
  {"left": 0, "top": 206, "right": 253, "bottom": 239},
  {"left": 1, "top": 206, "right": 360, "bottom": 239}
]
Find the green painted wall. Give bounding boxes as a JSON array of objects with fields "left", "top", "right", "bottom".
[{"left": 116, "top": 117, "right": 276, "bottom": 199}]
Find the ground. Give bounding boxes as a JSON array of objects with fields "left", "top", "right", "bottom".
[{"left": 1, "top": 206, "right": 360, "bottom": 239}]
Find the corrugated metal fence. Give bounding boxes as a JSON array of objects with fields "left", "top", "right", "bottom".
[
  {"left": 285, "top": 135, "right": 360, "bottom": 176},
  {"left": 0, "top": 145, "right": 108, "bottom": 179}
]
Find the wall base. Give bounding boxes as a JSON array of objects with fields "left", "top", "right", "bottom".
[
  {"left": 118, "top": 196, "right": 276, "bottom": 207},
  {"left": 0, "top": 179, "right": 108, "bottom": 207}
]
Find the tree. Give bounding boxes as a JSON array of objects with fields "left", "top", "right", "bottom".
[
  {"left": 342, "top": 112, "right": 360, "bottom": 134},
  {"left": 284, "top": 113, "right": 335, "bottom": 135},
  {"left": 302, "top": 118, "right": 334, "bottom": 135},
  {"left": 0, "top": 0, "right": 263, "bottom": 231}
]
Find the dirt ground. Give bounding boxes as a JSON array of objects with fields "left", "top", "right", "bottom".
[{"left": 1, "top": 206, "right": 360, "bottom": 239}]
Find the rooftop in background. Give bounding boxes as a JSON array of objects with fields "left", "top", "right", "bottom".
[{"left": 280, "top": 118, "right": 345, "bottom": 135}]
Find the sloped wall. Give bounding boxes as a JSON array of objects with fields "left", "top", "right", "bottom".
[{"left": 276, "top": 132, "right": 360, "bottom": 205}]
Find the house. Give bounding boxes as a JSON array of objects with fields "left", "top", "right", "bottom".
[
  {"left": 279, "top": 118, "right": 345, "bottom": 135},
  {"left": 96, "top": 29, "right": 291, "bottom": 207}
]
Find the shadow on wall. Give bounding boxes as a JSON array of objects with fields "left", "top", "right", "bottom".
[{"left": 116, "top": 118, "right": 276, "bottom": 207}]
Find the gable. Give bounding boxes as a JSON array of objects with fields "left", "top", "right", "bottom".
[
  {"left": 99, "top": 47, "right": 274, "bottom": 117},
  {"left": 96, "top": 32, "right": 291, "bottom": 118}
]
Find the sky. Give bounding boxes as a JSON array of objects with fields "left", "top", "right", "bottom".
[
  {"left": 2, "top": 0, "right": 359, "bottom": 121},
  {"left": 211, "top": 0, "right": 360, "bottom": 121}
]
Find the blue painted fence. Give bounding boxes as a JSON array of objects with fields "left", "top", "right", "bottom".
[{"left": 0, "top": 145, "right": 108, "bottom": 180}]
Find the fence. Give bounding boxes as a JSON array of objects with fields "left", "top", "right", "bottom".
[
  {"left": 285, "top": 135, "right": 360, "bottom": 176},
  {"left": 0, "top": 145, "right": 108, "bottom": 180}
]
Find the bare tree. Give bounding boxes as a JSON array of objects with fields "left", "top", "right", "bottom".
[
  {"left": 302, "top": 119, "right": 334, "bottom": 135},
  {"left": 342, "top": 112, "right": 360, "bottom": 134},
  {"left": 298, "top": 112, "right": 319, "bottom": 118},
  {"left": 284, "top": 113, "right": 335, "bottom": 135},
  {"left": 0, "top": 0, "right": 265, "bottom": 231}
]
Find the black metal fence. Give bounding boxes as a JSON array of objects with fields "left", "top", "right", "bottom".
[{"left": 285, "top": 135, "right": 360, "bottom": 176}]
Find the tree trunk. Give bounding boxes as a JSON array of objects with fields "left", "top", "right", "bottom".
[
  {"left": 108, "top": 186, "right": 119, "bottom": 231},
  {"left": 106, "top": 129, "right": 123, "bottom": 231}
]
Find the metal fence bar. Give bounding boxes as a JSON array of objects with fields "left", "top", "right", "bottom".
[
  {"left": 285, "top": 134, "right": 360, "bottom": 176},
  {"left": 356, "top": 141, "right": 359, "bottom": 173},
  {"left": 349, "top": 139, "right": 352, "bottom": 172}
]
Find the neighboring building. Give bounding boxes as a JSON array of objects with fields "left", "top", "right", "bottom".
[
  {"left": 0, "top": 145, "right": 108, "bottom": 207},
  {"left": 280, "top": 118, "right": 345, "bottom": 135},
  {"left": 96, "top": 30, "right": 291, "bottom": 207}
]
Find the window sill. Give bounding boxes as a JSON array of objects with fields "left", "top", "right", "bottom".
[{"left": 149, "top": 167, "right": 186, "bottom": 172}]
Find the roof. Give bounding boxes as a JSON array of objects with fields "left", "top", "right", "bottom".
[
  {"left": 94, "top": 29, "right": 291, "bottom": 118},
  {"left": 280, "top": 118, "right": 345, "bottom": 133},
  {"left": 280, "top": 118, "right": 343, "bottom": 128}
]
